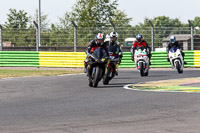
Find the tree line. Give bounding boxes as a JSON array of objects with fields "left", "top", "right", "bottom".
[{"left": 1, "top": 0, "right": 200, "bottom": 47}]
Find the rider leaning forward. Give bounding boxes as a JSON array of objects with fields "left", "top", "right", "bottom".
[
  {"left": 131, "top": 34, "right": 152, "bottom": 65},
  {"left": 167, "top": 35, "right": 187, "bottom": 64},
  {"left": 105, "top": 31, "right": 123, "bottom": 75},
  {"left": 84, "top": 33, "right": 108, "bottom": 73}
]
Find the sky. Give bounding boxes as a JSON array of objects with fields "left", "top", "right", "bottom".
[{"left": 0, "top": 0, "right": 200, "bottom": 26}]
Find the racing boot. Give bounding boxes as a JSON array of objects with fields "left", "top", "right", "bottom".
[
  {"left": 147, "top": 59, "right": 151, "bottom": 65},
  {"left": 83, "top": 61, "right": 88, "bottom": 73}
]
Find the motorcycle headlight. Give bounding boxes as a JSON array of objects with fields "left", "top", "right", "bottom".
[{"left": 101, "top": 58, "right": 106, "bottom": 62}]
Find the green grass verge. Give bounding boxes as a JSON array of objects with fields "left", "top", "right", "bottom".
[{"left": 0, "top": 69, "right": 83, "bottom": 78}]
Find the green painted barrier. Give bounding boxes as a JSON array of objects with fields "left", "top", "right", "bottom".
[
  {"left": 0, "top": 51, "right": 39, "bottom": 67},
  {"left": 0, "top": 51, "right": 197, "bottom": 68}
]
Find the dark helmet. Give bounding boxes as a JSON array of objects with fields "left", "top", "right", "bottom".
[
  {"left": 170, "top": 35, "right": 176, "bottom": 44},
  {"left": 136, "top": 34, "right": 143, "bottom": 43}
]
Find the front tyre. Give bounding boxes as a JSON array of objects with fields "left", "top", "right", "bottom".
[
  {"left": 175, "top": 61, "right": 183, "bottom": 74},
  {"left": 139, "top": 62, "right": 144, "bottom": 76},
  {"left": 93, "top": 66, "right": 102, "bottom": 87},
  {"left": 144, "top": 71, "right": 149, "bottom": 76}
]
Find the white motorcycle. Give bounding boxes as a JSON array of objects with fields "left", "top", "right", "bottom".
[
  {"left": 168, "top": 47, "right": 183, "bottom": 73},
  {"left": 134, "top": 47, "right": 150, "bottom": 76}
]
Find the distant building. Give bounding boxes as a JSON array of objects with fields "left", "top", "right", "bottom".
[
  {"left": 162, "top": 34, "right": 200, "bottom": 50},
  {"left": 3, "top": 42, "right": 16, "bottom": 47},
  {"left": 124, "top": 38, "right": 136, "bottom": 46}
]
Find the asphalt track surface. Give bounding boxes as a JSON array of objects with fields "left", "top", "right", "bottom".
[{"left": 0, "top": 68, "right": 200, "bottom": 133}]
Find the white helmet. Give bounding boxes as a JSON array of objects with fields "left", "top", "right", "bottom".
[
  {"left": 110, "top": 32, "right": 118, "bottom": 38},
  {"left": 106, "top": 34, "right": 110, "bottom": 39}
]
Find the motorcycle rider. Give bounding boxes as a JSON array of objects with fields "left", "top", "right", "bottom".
[
  {"left": 104, "top": 34, "right": 110, "bottom": 45},
  {"left": 109, "top": 31, "right": 123, "bottom": 60},
  {"left": 84, "top": 33, "right": 108, "bottom": 73},
  {"left": 131, "top": 34, "right": 152, "bottom": 65},
  {"left": 108, "top": 31, "right": 123, "bottom": 75},
  {"left": 167, "top": 35, "right": 187, "bottom": 64}
]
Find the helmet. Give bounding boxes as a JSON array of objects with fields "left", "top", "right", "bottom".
[
  {"left": 96, "top": 33, "right": 105, "bottom": 40},
  {"left": 110, "top": 32, "right": 118, "bottom": 44},
  {"left": 96, "top": 33, "right": 105, "bottom": 45},
  {"left": 136, "top": 34, "right": 143, "bottom": 43},
  {"left": 104, "top": 34, "right": 110, "bottom": 42},
  {"left": 110, "top": 32, "right": 118, "bottom": 38},
  {"left": 106, "top": 34, "right": 110, "bottom": 39},
  {"left": 170, "top": 35, "right": 176, "bottom": 44}
]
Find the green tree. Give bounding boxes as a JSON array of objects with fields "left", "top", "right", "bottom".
[
  {"left": 58, "top": 0, "right": 132, "bottom": 46},
  {"left": 191, "top": 17, "right": 200, "bottom": 27},
  {"left": 29, "top": 9, "right": 49, "bottom": 29},
  {"left": 3, "top": 9, "right": 36, "bottom": 46},
  {"left": 4, "top": 9, "right": 28, "bottom": 29},
  {"left": 136, "top": 16, "right": 185, "bottom": 47}
]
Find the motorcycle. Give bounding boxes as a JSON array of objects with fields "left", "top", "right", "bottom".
[
  {"left": 134, "top": 47, "right": 150, "bottom": 76},
  {"left": 168, "top": 46, "right": 183, "bottom": 73},
  {"left": 103, "top": 45, "right": 120, "bottom": 85},
  {"left": 87, "top": 47, "right": 109, "bottom": 87}
]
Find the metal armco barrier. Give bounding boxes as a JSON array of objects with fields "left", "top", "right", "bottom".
[{"left": 0, "top": 51, "right": 197, "bottom": 68}]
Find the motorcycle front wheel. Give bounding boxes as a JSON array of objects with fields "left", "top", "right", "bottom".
[
  {"left": 175, "top": 61, "right": 183, "bottom": 74},
  {"left": 93, "top": 66, "right": 102, "bottom": 87},
  {"left": 139, "top": 62, "right": 145, "bottom": 76}
]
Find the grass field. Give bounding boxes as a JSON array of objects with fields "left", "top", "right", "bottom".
[{"left": 0, "top": 69, "right": 83, "bottom": 78}]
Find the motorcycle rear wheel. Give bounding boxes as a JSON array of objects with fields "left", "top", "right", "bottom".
[
  {"left": 88, "top": 77, "right": 93, "bottom": 87},
  {"left": 103, "top": 67, "right": 111, "bottom": 85}
]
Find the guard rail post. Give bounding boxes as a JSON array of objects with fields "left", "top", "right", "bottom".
[
  {"left": 33, "top": 21, "right": 39, "bottom": 51},
  {"left": 188, "top": 20, "right": 194, "bottom": 50},
  {"left": 148, "top": 20, "right": 154, "bottom": 51},
  {"left": 0, "top": 24, "right": 2, "bottom": 51},
  {"left": 72, "top": 21, "right": 77, "bottom": 52},
  {"left": 110, "top": 19, "right": 115, "bottom": 32}
]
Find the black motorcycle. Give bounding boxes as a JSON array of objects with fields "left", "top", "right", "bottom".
[
  {"left": 87, "top": 47, "right": 109, "bottom": 87},
  {"left": 103, "top": 45, "right": 120, "bottom": 85}
]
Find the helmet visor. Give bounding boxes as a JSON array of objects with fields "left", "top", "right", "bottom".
[{"left": 170, "top": 38, "right": 176, "bottom": 43}]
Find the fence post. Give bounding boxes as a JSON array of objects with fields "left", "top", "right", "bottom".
[
  {"left": 110, "top": 19, "right": 115, "bottom": 32},
  {"left": 33, "top": 21, "right": 39, "bottom": 51},
  {"left": 0, "top": 25, "right": 2, "bottom": 51},
  {"left": 72, "top": 21, "right": 77, "bottom": 52},
  {"left": 188, "top": 20, "right": 194, "bottom": 50},
  {"left": 148, "top": 20, "right": 154, "bottom": 51},
  {"left": 38, "top": 0, "right": 41, "bottom": 47}
]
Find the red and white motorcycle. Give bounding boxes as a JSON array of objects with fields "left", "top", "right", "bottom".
[{"left": 134, "top": 47, "right": 150, "bottom": 76}]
